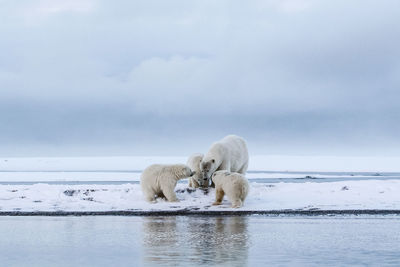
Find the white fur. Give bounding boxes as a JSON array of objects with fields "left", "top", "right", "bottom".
[
  {"left": 200, "top": 135, "right": 249, "bottom": 185},
  {"left": 186, "top": 153, "right": 204, "bottom": 188},
  {"left": 140, "top": 164, "right": 193, "bottom": 203},
  {"left": 211, "top": 170, "right": 249, "bottom": 208}
]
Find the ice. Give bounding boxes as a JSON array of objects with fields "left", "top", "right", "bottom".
[
  {"left": 1, "top": 155, "right": 400, "bottom": 172},
  {"left": 1, "top": 156, "right": 399, "bottom": 212}
]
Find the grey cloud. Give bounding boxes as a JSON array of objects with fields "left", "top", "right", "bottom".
[{"left": 0, "top": 0, "right": 399, "bottom": 156}]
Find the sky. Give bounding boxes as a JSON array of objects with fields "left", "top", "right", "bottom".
[{"left": 0, "top": 0, "right": 400, "bottom": 157}]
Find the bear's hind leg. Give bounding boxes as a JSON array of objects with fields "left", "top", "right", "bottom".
[
  {"left": 144, "top": 193, "right": 156, "bottom": 203},
  {"left": 212, "top": 187, "right": 225, "bottom": 205},
  {"left": 231, "top": 199, "right": 242, "bottom": 208},
  {"left": 156, "top": 191, "right": 166, "bottom": 199},
  {"left": 238, "top": 162, "right": 248, "bottom": 174}
]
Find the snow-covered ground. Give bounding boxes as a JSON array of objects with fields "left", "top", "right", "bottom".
[
  {"left": 1, "top": 156, "right": 399, "bottom": 212},
  {"left": 1, "top": 155, "right": 400, "bottom": 172},
  {"left": 1, "top": 180, "right": 399, "bottom": 212}
]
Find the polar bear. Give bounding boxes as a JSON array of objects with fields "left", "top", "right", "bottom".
[
  {"left": 186, "top": 153, "right": 205, "bottom": 188},
  {"left": 140, "top": 164, "right": 194, "bottom": 202},
  {"left": 211, "top": 170, "right": 249, "bottom": 208},
  {"left": 200, "top": 135, "right": 248, "bottom": 187}
]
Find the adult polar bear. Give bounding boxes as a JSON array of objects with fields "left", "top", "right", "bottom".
[{"left": 200, "top": 135, "right": 249, "bottom": 186}]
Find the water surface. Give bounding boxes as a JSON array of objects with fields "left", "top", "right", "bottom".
[{"left": 0, "top": 216, "right": 399, "bottom": 266}]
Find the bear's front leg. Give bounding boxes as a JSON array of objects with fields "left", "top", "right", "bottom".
[
  {"left": 212, "top": 187, "right": 224, "bottom": 205},
  {"left": 210, "top": 180, "right": 215, "bottom": 188},
  {"left": 163, "top": 188, "right": 180, "bottom": 202},
  {"left": 192, "top": 178, "right": 200, "bottom": 188}
]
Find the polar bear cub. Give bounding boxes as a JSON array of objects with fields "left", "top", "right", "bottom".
[
  {"left": 211, "top": 170, "right": 249, "bottom": 208},
  {"left": 200, "top": 135, "right": 249, "bottom": 186},
  {"left": 141, "top": 164, "right": 194, "bottom": 203},
  {"left": 187, "top": 153, "right": 205, "bottom": 188}
]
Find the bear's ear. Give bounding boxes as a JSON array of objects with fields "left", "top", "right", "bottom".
[{"left": 211, "top": 159, "right": 215, "bottom": 163}]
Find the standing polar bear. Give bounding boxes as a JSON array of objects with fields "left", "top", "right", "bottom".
[
  {"left": 200, "top": 135, "right": 249, "bottom": 187},
  {"left": 212, "top": 171, "right": 249, "bottom": 208},
  {"left": 186, "top": 153, "right": 204, "bottom": 188},
  {"left": 140, "top": 164, "right": 194, "bottom": 203}
]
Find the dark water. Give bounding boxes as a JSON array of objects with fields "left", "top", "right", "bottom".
[{"left": 0, "top": 216, "right": 400, "bottom": 266}]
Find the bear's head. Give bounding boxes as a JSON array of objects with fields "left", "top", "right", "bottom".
[
  {"left": 192, "top": 171, "right": 205, "bottom": 187},
  {"left": 200, "top": 159, "right": 216, "bottom": 185},
  {"left": 176, "top": 165, "right": 196, "bottom": 179}
]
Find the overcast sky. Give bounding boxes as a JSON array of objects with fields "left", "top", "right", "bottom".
[{"left": 1, "top": 0, "right": 399, "bottom": 157}]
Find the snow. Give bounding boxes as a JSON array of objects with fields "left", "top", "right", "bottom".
[
  {"left": 0, "top": 157, "right": 185, "bottom": 172},
  {"left": 1, "top": 155, "right": 399, "bottom": 172},
  {"left": 0, "top": 171, "right": 141, "bottom": 182},
  {"left": 1, "top": 156, "right": 399, "bottom": 212},
  {"left": 250, "top": 155, "right": 400, "bottom": 172},
  {"left": 1, "top": 180, "right": 399, "bottom": 212}
]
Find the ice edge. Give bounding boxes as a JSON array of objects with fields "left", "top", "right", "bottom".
[{"left": 1, "top": 209, "right": 400, "bottom": 216}]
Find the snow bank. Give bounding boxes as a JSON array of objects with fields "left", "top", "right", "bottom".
[
  {"left": 0, "top": 157, "right": 185, "bottom": 172},
  {"left": 1, "top": 180, "right": 399, "bottom": 212},
  {"left": 0, "top": 171, "right": 141, "bottom": 182},
  {"left": 250, "top": 155, "right": 400, "bottom": 172},
  {"left": 1, "top": 155, "right": 399, "bottom": 172}
]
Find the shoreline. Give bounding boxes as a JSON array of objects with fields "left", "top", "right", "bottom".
[{"left": 1, "top": 209, "right": 400, "bottom": 216}]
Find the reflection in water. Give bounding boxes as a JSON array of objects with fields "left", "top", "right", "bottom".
[
  {"left": 1, "top": 216, "right": 400, "bottom": 266},
  {"left": 142, "top": 216, "right": 249, "bottom": 266},
  {"left": 142, "top": 217, "right": 182, "bottom": 263}
]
